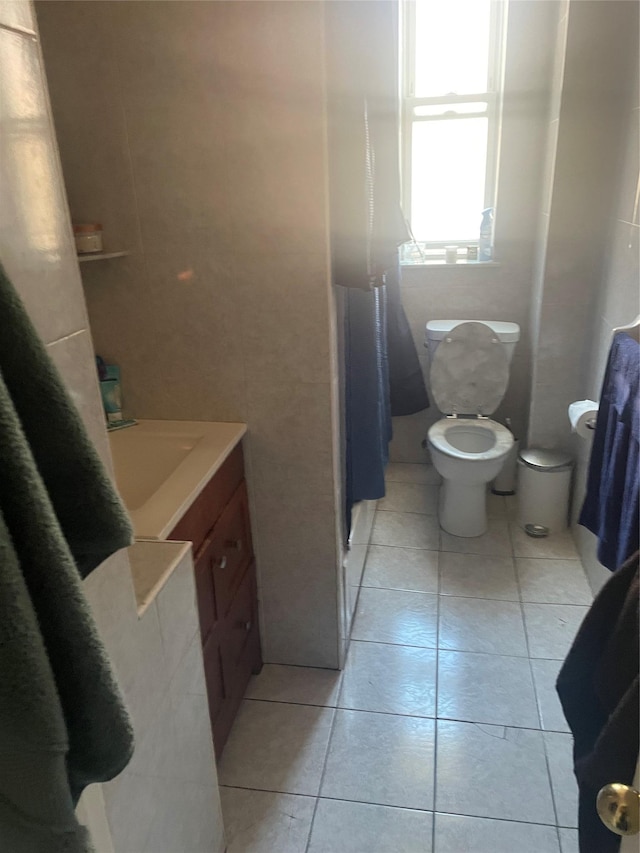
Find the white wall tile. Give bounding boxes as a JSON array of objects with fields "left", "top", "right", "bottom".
[
  {"left": 37, "top": 0, "right": 141, "bottom": 257},
  {"left": 9, "top": 7, "right": 224, "bottom": 849},
  {"left": 0, "top": 26, "right": 87, "bottom": 344},
  {"left": 253, "top": 488, "right": 340, "bottom": 667},
  {"left": 235, "top": 253, "right": 333, "bottom": 386},
  {"left": 86, "top": 554, "right": 169, "bottom": 739},
  {"left": 600, "top": 222, "right": 640, "bottom": 328},
  {"left": 225, "top": 98, "right": 328, "bottom": 254},
  {"left": 155, "top": 548, "right": 198, "bottom": 683},
  {"left": 75, "top": 785, "right": 114, "bottom": 853},
  {"left": 0, "top": 0, "right": 35, "bottom": 31},
  {"left": 246, "top": 380, "right": 335, "bottom": 496},
  {"left": 102, "top": 771, "right": 156, "bottom": 853},
  {"left": 46, "top": 330, "right": 111, "bottom": 471},
  {"left": 125, "top": 96, "right": 232, "bottom": 253}
]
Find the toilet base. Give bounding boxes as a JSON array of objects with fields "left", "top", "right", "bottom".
[{"left": 439, "top": 480, "right": 488, "bottom": 538}]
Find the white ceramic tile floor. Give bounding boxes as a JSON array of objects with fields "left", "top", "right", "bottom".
[{"left": 220, "top": 466, "right": 592, "bottom": 851}]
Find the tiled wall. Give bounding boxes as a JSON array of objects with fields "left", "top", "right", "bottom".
[
  {"left": 527, "top": 0, "right": 638, "bottom": 591},
  {"left": 528, "top": 1, "right": 636, "bottom": 453},
  {"left": 0, "top": 3, "right": 224, "bottom": 849},
  {"left": 572, "top": 12, "right": 639, "bottom": 593},
  {"left": 391, "top": 1, "right": 559, "bottom": 462},
  {"left": 36, "top": 1, "right": 343, "bottom": 669},
  {"left": 97, "top": 546, "right": 226, "bottom": 853}
]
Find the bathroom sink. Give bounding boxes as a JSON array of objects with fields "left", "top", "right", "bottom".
[
  {"left": 111, "top": 430, "right": 202, "bottom": 511},
  {"left": 108, "top": 419, "right": 247, "bottom": 539}
]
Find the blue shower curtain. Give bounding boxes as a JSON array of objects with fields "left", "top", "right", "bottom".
[
  {"left": 343, "top": 285, "right": 392, "bottom": 525},
  {"left": 326, "top": 0, "right": 429, "bottom": 534}
]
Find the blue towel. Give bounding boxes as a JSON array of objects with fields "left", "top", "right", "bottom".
[{"left": 580, "top": 332, "right": 640, "bottom": 571}]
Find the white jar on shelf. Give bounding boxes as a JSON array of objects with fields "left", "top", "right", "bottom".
[{"left": 73, "top": 223, "right": 103, "bottom": 254}]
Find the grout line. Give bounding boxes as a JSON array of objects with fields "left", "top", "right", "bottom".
[
  {"left": 510, "top": 520, "right": 564, "bottom": 832},
  {"left": 220, "top": 783, "right": 572, "bottom": 830},
  {"left": 555, "top": 824, "right": 563, "bottom": 851},
  {"left": 359, "top": 586, "right": 438, "bottom": 598},
  {"left": 367, "top": 541, "right": 441, "bottom": 553},
  {"left": 361, "top": 582, "right": 440, "bottom": 595},
  {"left": 0, "top": 21, "right": 37, "bottom": 39},
  {"left": 304, "top": 706, "right": 340, "bottom": 852},
  {"left": 219, "top": 783, "right": 317, "bottom": 800},
  {"left": 242, "top": 696, "right": 572, "bottom": 734},
  {"left": 349, "top": 633, "right": 565, "bottom": 660},
  {"left": 431, "top": 548, "right": 442, "bottom": 851},
  {"left": 377, "top": 508, "right": 438, "bottom": 515},
  {"left": 256, "top": 661, "right": 343, "bottom": 672},
  {"left": 46, "top": 328, "right": 86, "bottom": 347},
  {"left": 361, "top": 581, "right": 587, "bottom": 606},
  {"left": 236, "top": 487, "right": 579, "bottom": 849}
]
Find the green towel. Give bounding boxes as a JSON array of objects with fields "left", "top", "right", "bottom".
[{"left": 0, "top": 264, "right": 134, "bottom": 851}]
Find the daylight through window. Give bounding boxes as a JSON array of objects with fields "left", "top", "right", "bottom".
[{"left": 401, "top": 0, "right": 506, "bottom": 260}]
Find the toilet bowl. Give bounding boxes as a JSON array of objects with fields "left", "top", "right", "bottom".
[
  {"left": 424, "top": 320, "right": 520, "bottom": 538},
  {"left": 428, "top": 417, "right": 513, "bottom": 537}
]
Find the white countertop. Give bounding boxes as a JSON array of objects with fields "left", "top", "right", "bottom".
[{"left": 109, "top": 419, "right": 247, "bottom": 540}]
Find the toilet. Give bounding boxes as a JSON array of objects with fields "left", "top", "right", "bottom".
[{"left": 425, "top": 320, "right": 520, "bottom": 538}]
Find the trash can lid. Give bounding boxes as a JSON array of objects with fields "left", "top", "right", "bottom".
[{"left": 518, "top": 448, "right": 574, "bottom": 470}]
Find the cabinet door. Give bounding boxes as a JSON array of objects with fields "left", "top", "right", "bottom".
[
  {"left": 221, "top": 565, "right": 254, "bottom": 679},
  {"left": 210, "top": 484, "right": 253, "bottom": 620},
  {"left": 213, "top": 563, "right": 261, "bottom": 758},
  {"left": 193, "top": 534, "right": 219, "bottom": 643},
  {"left": 202, "top": 630, "right": 225, "bottom": 729},
  {"left": 168, "top": 445, "right": 245, "bottom": 554}
]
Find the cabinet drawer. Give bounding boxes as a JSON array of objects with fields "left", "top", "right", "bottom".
[
  {"left": 202, "top": 631, "right": 225, "bottom": 726},
  {"left": 193, "top": 534, "right": 219, "bottom": 642},
  {"left": 168, "top": 444, "right": 245, "bottom": 554},
  {"left": 210, "top": 484, "right": 252, "bottom": 620},
  {"left": 221, "top": 565, "right": 255, "bottom": 682}
]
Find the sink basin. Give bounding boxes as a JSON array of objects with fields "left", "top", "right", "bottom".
[
  {"left": 112, "top": 430, "right": 202, "bottom": 511},
  {"left": 108, "top": 419, "right": 247, "bottom": 539}
]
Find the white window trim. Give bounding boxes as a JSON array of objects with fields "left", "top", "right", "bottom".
[{"left": 400, "top": 0, "right": 507, "bottom": 254}]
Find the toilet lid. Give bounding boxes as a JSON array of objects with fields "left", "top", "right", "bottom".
[{"left": 429, "top": 321, "right": 509, "bottom": 415}]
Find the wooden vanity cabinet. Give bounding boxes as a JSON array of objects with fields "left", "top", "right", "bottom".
[{"left": 168, "top": 444, "right": 262, "bottom": 758}]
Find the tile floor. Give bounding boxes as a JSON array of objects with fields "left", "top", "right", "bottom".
[{"left": 219, "top": 462, "right": 591, "bottom": 852}]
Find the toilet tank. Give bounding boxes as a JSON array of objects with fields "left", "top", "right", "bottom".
[{"left": 425, "top": 320, "right": 520, "bottom": 364}]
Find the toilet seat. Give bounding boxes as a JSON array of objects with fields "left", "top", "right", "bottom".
[
  {"left": 428, "top": 417, "right": 513, "bottom": 461},
  {"left": 429, "top": 322, "right": 509, "bottom": 416}
]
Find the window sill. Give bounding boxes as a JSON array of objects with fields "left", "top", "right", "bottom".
[{"left": 401, "top": 259, "right": 501, "bottom": 269}]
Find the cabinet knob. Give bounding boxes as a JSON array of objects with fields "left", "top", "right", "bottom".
[
  {"left": 226, "top": 538, "right": 243, "bottom": 552},
  {"left": 215, "top": 555, "right": 228, "bottom": 570},
  {"left": 236, "top": 620, "right": 252, "bottom": 633}
]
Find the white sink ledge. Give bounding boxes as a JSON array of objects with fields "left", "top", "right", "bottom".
[{"left": 108, "top": 419, "right": 247, "bottom": 540}]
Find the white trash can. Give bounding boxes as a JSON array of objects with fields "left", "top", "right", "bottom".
[{"left": 517, "top": 448, "right": 574, "bottom": 536}]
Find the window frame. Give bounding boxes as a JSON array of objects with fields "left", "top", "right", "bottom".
[{"left": 400, "top": 0, "right": 506, "bottom": 255}]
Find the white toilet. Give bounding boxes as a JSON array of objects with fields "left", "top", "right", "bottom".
[{"left": 425, "top": 320, "right": 520, "bottom": 538}]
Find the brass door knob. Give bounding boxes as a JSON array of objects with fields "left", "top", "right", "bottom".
[{"left": 597, "top": 783, "right": 640, "bottom": 836}]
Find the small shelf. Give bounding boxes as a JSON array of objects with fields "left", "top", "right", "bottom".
[{"left": 77, "top": 251, "right": 129, "bottom": 263}]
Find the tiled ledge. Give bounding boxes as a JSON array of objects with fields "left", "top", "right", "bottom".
[{"left": 128, "top": 539, "right": 192, "bottom": 617}]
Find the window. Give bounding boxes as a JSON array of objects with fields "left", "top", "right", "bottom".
[{"left": 400, "top": 0, "right": 506, "bottom": 262}]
